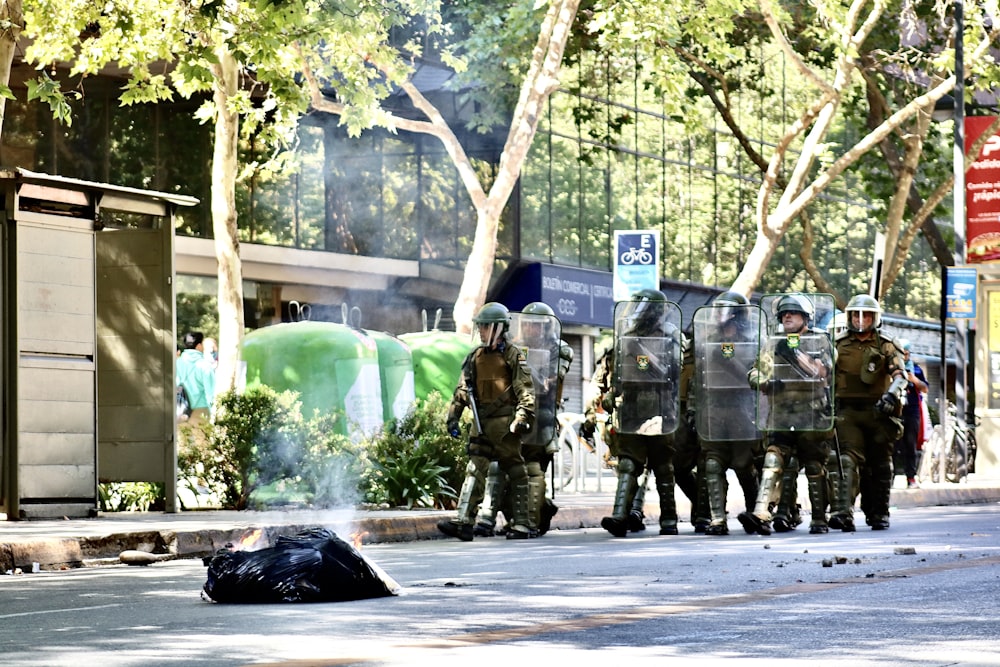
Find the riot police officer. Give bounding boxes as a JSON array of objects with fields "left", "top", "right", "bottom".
[
  {"left": 739, "top": 294, "right": 834, "bottom": 535},
  {"left": 691, "top": 291, "right": 762, "bottom": 536},
  {"left": 474, "top": 302, "right": 570, "bottom": 537},
  {"left": 437, "top": 302, "right": 537, "bottom": 541},
  {"left": 828, "top": 294, "right": 906, "bottom": 532},
  {"left": 584, "top": 289, "right": 683, "bottom": 537}
]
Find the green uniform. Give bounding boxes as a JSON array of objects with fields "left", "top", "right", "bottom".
[
  {"left": 829, "top": 329, "right": 905, "bottom": 530},
  {"left": 445, "top": 338, "right": 536, "bottom": 537},
  {"left": 588, "top": 348, "right": 678, "bottom": 536},
  {"left": 741, "top": 326, "right": 833, "bottom": 534}
]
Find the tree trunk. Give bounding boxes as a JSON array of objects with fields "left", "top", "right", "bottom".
[
  {"left": 0, "top": 0, "right": 24, "bottom": 139},
  {"left": 451, "top": 0, "right": 580, "bottom": 332},
  {"left": 210, "top": 48, "right": 245, "bottom": 396}
]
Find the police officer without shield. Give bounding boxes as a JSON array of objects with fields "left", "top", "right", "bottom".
[
  {"left": 691, "top": 291, "right": 763, "bottom": 535},
  {"left": 437, "top": 302, "right": 537, "bottom": 541},
  {"left": 585, "top": 290, "right": 683, "bottom": 537},
  {"left": 828, "top": 294, "right": 906, "bottom": 532},
  {"left": 740, "top": 294, "right": 835, "bottom": 535},
  {"left": 475, "top": 302, "right": 568, "bottom": 536}
]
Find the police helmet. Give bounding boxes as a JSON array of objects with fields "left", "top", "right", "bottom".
[
  {"left": 714, "top": 290, "right": 749, "bottom": 307},
  {"left": 626, "top": 289, "right": 667, "bottom": 335},
  {"left": 713, "top": 290, "right": 749, "bottom": 328},
  {"left": 522, "top": 301, "right": 555, "bottom": 317},
  {"left": 775, "top": 294, "right": 814, "bottom": 326},
  {"left": 473, "top": 302, "right": 511, "bottom": 325},
  {"left": 473, "top": 302, "right": 510, "bottom": 345},
  {"left": 845, "top": 294, "right": 881, "bottom": 332},
  {"left": 827, "top": 311, "right": 847, "bottom": 336}
]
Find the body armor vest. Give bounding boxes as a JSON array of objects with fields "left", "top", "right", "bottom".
[
  {"left": 475, "top": 348, "right": 513, "bottom": 406},
  {"left": 836, "top": 333, "right": 890, "bottom": 399}
]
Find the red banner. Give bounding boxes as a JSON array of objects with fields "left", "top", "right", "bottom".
[{"left": 965, "top": 115, "right": 1000, "bottom": 263}]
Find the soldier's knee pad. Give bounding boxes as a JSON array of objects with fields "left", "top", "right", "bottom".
[
  {"left": 763, "top": 451, "right": 782, "bottom": 472},
  {"left": 617, "top": 457, "right": 638, "bottom": 476},
  {"left": 525, "top": 461, "right": 544, "bottom": 478},
  {"left": 704, "top": 457, "right": 724, "bottom": 476},
  {"left": 506, "top": 463, "right": 529, "bottom": 483},
  {"left": 804, "top": 460, "right": 825, "bottom": 478}
]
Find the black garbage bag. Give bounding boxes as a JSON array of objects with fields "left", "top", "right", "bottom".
[{"left": 203, "top": 527, "right": 400, "bottom": 603}]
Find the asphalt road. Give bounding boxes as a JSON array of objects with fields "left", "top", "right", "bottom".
[{"left": 2, "top": 503, "right": 998, "bottom": 667}]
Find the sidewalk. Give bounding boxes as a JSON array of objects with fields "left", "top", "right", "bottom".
[{"left": 3, "top": 475, "right": 1000, "bottom": 573}]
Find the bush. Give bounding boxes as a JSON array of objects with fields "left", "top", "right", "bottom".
[
  {"left": 99, "top": 482, "right": 164, "bottom": 512},
  {"left": 177, "top": 387, "right": 468, "bottom": 512},
  {"left": 300, "top": 411, "right": 369, "bottom": 508},
  {"left": 181, "top": 386, "right": 305, "bottom": 510},
  {"left": 362, "top": 392, "right": 464, "bottom": 509}
]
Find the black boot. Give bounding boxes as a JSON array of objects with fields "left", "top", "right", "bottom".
[{"left": 603, "top": 458, "right": 639, "bottom": 538}]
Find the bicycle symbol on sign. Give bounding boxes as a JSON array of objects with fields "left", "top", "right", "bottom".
[{"left": 619, "top": 246, "right": 654, "bottom": 265}]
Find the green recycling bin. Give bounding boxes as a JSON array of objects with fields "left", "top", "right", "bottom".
[
  {"left": 366, "top": 329, "right": 416, "bottom": 421},
  {"left": 399, "top": 329, "right": 474, "bottom": 403},
  {"left": 240, "top": 321, "right": 384, "bottom": 438}
]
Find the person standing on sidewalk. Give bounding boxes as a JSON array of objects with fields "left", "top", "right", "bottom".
[
  {"left": 893, "top": 340, "right": 928, "bottom": 489},
  {"left": 828, "top": 294, "right": 907, "bottom": 532},
  {"left": 474, "top": 302, "right": 570, "bottom": 537},
  {"left": 437, "top": 302, "right": 537, "bottom": 541},
  {"left": 177, "top": 331, "right": 216, "bottom": 425}
]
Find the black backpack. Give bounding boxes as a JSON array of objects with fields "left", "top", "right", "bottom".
[{"left": 176, "top": 384, "right": 193, "bottom": 420}]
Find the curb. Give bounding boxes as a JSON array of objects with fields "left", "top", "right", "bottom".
[{"left": 3, "top": 485, "right": 998, "bottom": 573}]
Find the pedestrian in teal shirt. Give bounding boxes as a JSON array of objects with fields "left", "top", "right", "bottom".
[{"left": 177, "top": 331, "right": 216, "bottom": 422}]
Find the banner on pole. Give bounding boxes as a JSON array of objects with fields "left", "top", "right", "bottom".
[{"left": 965, "top": 116, "right": 1000, "bottom": 263}]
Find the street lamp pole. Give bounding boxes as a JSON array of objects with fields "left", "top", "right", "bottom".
[{"left": 941, "top": 0, "right": 967, "bottom": 464}]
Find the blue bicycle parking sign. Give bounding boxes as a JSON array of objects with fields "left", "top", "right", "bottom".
[{"left": 613, "top": 230, "right": 660, "bottom": 301}]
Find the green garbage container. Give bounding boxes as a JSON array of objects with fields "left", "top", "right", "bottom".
[
  {"left": 399, "top": 329, "right": 474, "bottom": 403},
  {"left": 366, "top": 329, "right": 416, "bottom": 421},
  {"left": 240, "top": 321, "right": 384, "bottom": 438}
]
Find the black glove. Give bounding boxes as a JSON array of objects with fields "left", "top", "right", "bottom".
[
  {"left": 447, "top": 420, "right": 461, "bottom": 438},
  {"left": 874, "top": 392, "right": 899, "bottom": 415},
  {"left": 511, "top": 417, "right": 531, "bottom": 434},
  {"left": 764, "top": 378, "right": 784, "bottom": 393}
]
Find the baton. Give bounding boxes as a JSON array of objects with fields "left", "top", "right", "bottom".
[
  {"left": 832, "top": 429, "right": 845, "bottom": 479},
  {"left": 466, "top": 385, "right": 483, "bottom": 435}
]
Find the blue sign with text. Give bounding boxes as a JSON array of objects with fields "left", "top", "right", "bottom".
[
  {"left": 539, "top": 264, "right": 616, "bottom": 328},
  {"left": 945, "top": 267, "right": 977, "bottom": 319}
]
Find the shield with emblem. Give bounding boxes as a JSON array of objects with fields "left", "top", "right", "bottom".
[
  {"left": 692, "top": 300, "right": 763, "bottom": 441},
  {"left": 610, "top": 296, "right": 683, "bottom": 435},
  {"left": 756, "top": 293, "right": 836, "bottom": 432}
]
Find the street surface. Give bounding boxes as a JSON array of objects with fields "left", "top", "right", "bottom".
[{"left": 1, "top": 503, "right": 998, "bottom": 666}]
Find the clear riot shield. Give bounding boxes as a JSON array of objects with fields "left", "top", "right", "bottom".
[
  {"left": 757, "top": 294, "right": 835, "bottom": 432},
  {"left": 510, "top": 310, "right": 561, "bottom": 447},
  {"left": 693, "top": 302, "right": 763, "bottom": 441},
  {"left": 610, "top": 299, "right": 683, "bottom": 435}
]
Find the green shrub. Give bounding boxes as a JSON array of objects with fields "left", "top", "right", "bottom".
[
  {"left": 300, "top": 410, "right": 369, "bottom": 508},
  {"left": 99, "top": 482, "right": 163, "bottom": 512},
  {"left": 176, "top": 387, "right": 469, "bottom": 512},
  {"left": 362, "top": 392, "right": 465, "bottom": 509},
  {"left": 181, "top": 385, "right": 305, "bottom": 510}
]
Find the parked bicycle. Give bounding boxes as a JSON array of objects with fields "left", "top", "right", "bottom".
[
  {"left": 919, "top": 402, "right": 978, "bottom": 484},
  {"left": 554, "top": 411, "right": 611, "bottom": 491}
]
